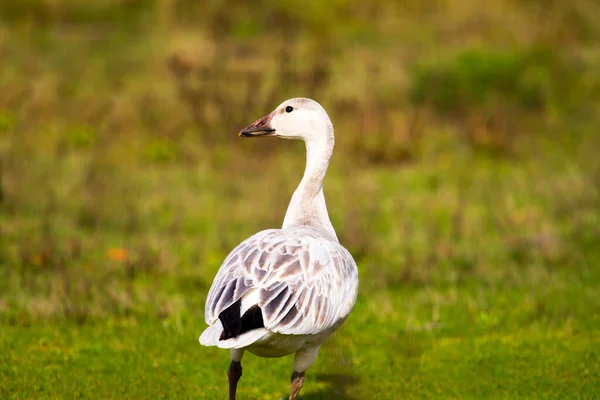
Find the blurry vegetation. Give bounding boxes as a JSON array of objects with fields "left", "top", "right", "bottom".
[
  {"left": 0, "top": 0, "right": 600, "bottom": 397},
  {"left": 0, "top": 0, "right": 599, "bottom": 327},
  {"left": 408, "top": 46, "right": 594, "bottom": 153}
]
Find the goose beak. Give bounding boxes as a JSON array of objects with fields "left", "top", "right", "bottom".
[{"left": 239, "top": 113, "right": 275, "bottom": 137}]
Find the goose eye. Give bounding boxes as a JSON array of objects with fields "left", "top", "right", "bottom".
[{"left": 285, "top": 106, "right": 293, "bottom": 113}]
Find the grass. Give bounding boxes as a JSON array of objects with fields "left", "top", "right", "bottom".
[
  {"left": 2, "top": 143, "right": 599, "bottom": 398},
  {"left": 2, "top": 286, "right": 599, "bottom": 399},
  {"left": 1, "top": 0, "right": 600, "bottom": 398}
]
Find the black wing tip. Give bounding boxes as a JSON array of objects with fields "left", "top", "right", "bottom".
[
  {"left": 218, "top": 299, "right": 241, "bottom": 340},
  {"left": 218, "top": 301, "right": 265, "bottom": 341}
]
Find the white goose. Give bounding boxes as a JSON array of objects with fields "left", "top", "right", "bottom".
[{"left": 199, "top": 98, "right": 359, "bottom": 400}]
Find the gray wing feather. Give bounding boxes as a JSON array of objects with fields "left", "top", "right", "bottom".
[{"left": 204, "top": 227, "right": 358, "bottom": 335}]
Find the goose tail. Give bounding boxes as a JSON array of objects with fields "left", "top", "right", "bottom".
[{"left": 199, "top": 321, "right": 268, "bottom": 349}]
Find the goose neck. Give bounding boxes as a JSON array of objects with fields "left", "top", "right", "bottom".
[{"left": 282, "top": 136, "right": 337, "bottom": 239}]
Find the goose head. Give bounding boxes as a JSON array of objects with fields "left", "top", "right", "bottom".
[{"left": 239, "top": 98, "right": 333, "bottom": 142}]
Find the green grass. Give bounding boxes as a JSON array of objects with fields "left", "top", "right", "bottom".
[
  {"left": 2, "top": 284, "right": 599, "bottom": 399},
  {"left": 3, "top": 146, "right": 599, "bottom": 398},
  {"left": 2, "top": 0, "right": 600, "bottom": 398}
]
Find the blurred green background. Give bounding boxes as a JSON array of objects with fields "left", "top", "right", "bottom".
[{"left": 1, "top": 0, "right": 599, "bottom": 398}]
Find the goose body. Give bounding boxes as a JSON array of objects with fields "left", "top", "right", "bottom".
[{"left": 199, "top": 98, "right": 359, "bottom": 400}]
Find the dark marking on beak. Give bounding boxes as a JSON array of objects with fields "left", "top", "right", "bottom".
[{"left": 239, "top": 113, "right": 275, "bottom": 137}]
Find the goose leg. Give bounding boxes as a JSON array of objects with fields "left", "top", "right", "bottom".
[
  {"left": 289, "top": 346, "right": 320, "bottom": 400},
  {"left": 228, "top": 349, "right": 244, "bottom": 400}
]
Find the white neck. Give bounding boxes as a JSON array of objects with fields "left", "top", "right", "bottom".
[{"left": 282, "top": 135, "right": 338, "bottom": 241}]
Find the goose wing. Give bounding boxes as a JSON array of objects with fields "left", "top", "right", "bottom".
[{"left": 204, "top": 227, "right": 358, "bottom": 335}]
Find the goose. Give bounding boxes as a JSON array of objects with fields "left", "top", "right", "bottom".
[{"left": 199, "top": 98, "right": 359, "bottom": 400}]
